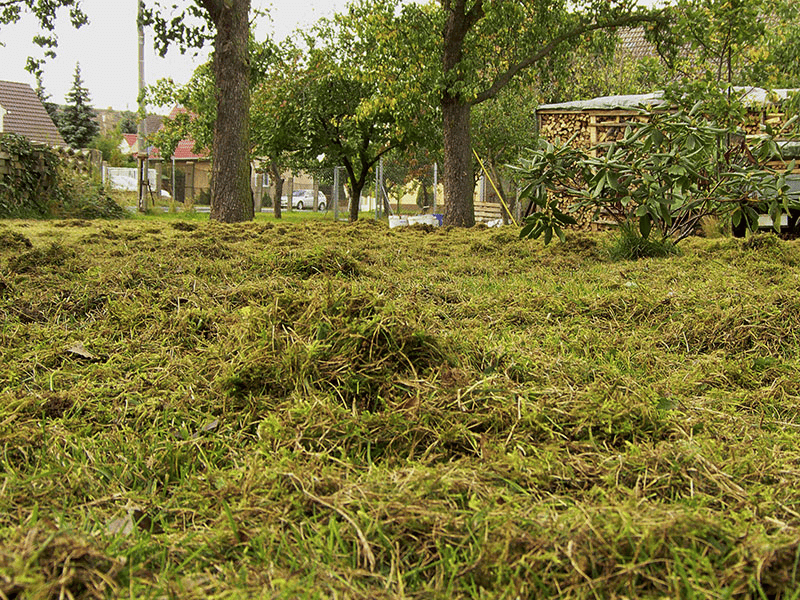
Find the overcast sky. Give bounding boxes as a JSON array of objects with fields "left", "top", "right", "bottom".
[{"left": 0, "top": 0, "right": 347, "bottom": 112}]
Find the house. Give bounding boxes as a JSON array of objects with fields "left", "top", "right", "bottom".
[
  {"left": 122, "top": 107, "right": 211, "bottom": 203},
  {"left": 0, "top": 80, "right": 65, "bottom": 146},
  {"left": 117, "top": 114, "right": 166, "bottom": 157}
]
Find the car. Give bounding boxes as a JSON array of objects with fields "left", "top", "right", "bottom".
[{"left": 280, "top": 189, "right": 327, "bottom": 211}]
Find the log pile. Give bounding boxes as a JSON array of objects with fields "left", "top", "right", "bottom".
[{"left": 539, "top": 113, "right": 593, "bottom": 148}]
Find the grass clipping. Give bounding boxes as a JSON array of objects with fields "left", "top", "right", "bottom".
[{"left": 3, "top": 217, "right": 800, "bottom": 598}]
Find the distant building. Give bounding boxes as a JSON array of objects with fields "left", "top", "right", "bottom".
[
  {"left": 121, "top": 106, "right": 211, "bottom": 203},
  {"left": 0, "top": 80, "right": 65, "bottom": 146}
]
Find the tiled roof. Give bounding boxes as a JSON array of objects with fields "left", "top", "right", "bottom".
[
  {"left": 617, "top": 27, "right": 657, "bottom": 60},
  {"left": 0, "top": 80, "right": 65, "bottom": 146},
  {"left": 171, "top": 138, "right": 208, "bottom": 160},
  {"left": 122, "top": 133, "right": 138, "bottom": 149}
]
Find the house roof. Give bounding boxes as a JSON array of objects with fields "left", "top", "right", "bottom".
[
  {"left": 0, "top": 80, "right": 65, "bottom": 146},
  {"left": 617, "top": 27, "right": 657, "bottom": 61},
  {"left": 171, "top": 138, "right": 208, "bottom": 160},
  {"left": 142, "top": 114, "right": 164, "bottom": 135}
]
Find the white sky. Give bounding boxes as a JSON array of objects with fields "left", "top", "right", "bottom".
[{"left": 0, "top": 0, "right": 347, "bottom": 111}]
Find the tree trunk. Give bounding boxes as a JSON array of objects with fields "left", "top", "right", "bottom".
[
  {"left": 442, "top": 95, "right": 475, "bottom": 227},
  {"left": 269, "top": 158, "right": 283, "bottom": 219},
  {"left": 440, "top": 0, "right": 479, "bottom": 228},
  {"left": 207, "top": 0, "right": 253, "bottom": 223},
  {"left": 349, "top": 181, "right": 363, "bottom": 222}
]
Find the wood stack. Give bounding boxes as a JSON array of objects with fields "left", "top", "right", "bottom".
[{"left": 538, "top": 113, "right": 593, "bottom": 148}]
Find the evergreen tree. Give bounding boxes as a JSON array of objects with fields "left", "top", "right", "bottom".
[
  {"left": 35, "top": 77, "right": 62, "bottom": 129},
  {"left": 59, "top": 64, "right": 99, "bottom": 148}
]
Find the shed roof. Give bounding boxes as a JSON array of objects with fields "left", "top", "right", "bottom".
[{"left": 0, "top": 80, "right": 65, "bottom": 146}]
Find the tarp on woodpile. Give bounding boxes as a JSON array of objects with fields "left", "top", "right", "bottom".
[{"left": 538, "top": 87, "right": 798, "bottom": 112}]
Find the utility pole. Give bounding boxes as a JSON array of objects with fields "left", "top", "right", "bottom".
[{"left": 137, "top": 0, "right": 148, "bottom": 212}]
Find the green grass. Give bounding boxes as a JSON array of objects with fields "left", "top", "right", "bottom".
[{"left": 2, "top": 218, "right": 800, "bottom": 598}]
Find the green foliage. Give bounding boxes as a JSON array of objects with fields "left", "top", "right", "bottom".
[
  {"left": 147, "top": 64, "right": 216, "bottom": 161},
  {"left": 90, "top": 131, "right": 133, "bottom": 167},
  {"left": 58, "top": 64, "right": 99, "bottom": 149},
  {"left": 249, "top": 0, "right": 438, "bottom": 220},
  {"left": 116, "top": 111, "right": 139, "bottom": 135},
  {"left": 34, "top": 78, "right": 62, "bottom": 127},
  {"left": 516, "top": 97, "right": 798, "bottom": 247},
  {"left": 608, "top": 222, "right": 680, "bottom": 260},
  {"left": 0, "top": 134, "right": 126, "bottom": 220},
  {"left": 472, "top": 79, "right": 539, "bottom": 197},
  {"left": 653, "top": 0, "right": 800, "bottom": 89},
  {"left": 54, "top": 172, "right": 127, "bottom": 220},
  {"left": 0, "top": 134, "right": 60, "bottom": 217}
]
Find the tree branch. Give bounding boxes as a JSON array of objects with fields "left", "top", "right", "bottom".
[
  {"left": 464, "top": 0, "right": 484, "bottom": 32},
  {"left": 195, "top": 0, "right": 224, "bottom": 23},
  {"left": 473, "top": 11, "right": 666, "bottom": 106}
]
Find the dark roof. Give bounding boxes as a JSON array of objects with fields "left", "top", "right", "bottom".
[
  {"left": 142, "top": 114, "right": 163, "bottom": 135},
  {"left": 0, "top": 80, "right": 65, "bottom": 146},
  {"left": 617, "top": 27, "right": 657, "bottom": 61}
]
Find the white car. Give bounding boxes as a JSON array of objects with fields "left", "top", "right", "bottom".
[{"left": 280, "top": 189, "right": 327, "bottom": 211}]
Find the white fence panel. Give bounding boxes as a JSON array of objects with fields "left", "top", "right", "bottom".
[{"left": 104, "top": 166, "right": 157, "bottom": 191}]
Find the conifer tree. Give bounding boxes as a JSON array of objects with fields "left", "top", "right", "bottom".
[
  {"left": 59, "top": 64, "right": 99, "bottom": 148},
  {"left": 35, "top": 78, "right": 62, "bottom": 128}
]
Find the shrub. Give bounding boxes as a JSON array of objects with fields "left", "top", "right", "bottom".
[
  {"left": 0, "top": 134, "right": 126, "bottom": 220},
  {"left": 0, "top": 134, "right": 60, "bottom": 217},
  {"left": 514, "top": 93, "right": 798, "bottom": 250},
  {"left": 55, "top": 172, "right": 127, "bottom": 220}
]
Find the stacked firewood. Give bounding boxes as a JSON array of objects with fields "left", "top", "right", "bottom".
[{"left": 539, "top": 113, "right": 593, "bottom": 149}]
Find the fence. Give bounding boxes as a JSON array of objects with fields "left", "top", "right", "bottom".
[
  {"left": 0, "top": 140, "right": 102, "bottom": 186},
  {"left": 103, "top": 166, "right": 158, "bottom": 192}
]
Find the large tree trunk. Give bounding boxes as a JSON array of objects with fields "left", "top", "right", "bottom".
[
  {"left": 440, "top": 0, "right": 479, "bottom": 228},
  {"left": 442, "top": 95, "right": 475, "bottom": 227},
  {"left": 205, "top": 0, "right": 253, "bottom": 223}
]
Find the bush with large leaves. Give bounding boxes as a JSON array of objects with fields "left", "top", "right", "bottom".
[{"left": 516, "top": 100, "right": 797, "bottom": 246}]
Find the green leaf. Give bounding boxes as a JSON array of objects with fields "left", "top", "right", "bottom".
[{"left": 639, "top": 214, "right": 652, "bottom": 239}]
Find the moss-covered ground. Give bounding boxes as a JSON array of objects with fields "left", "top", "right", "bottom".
[{"left": 3, "top": 215, "right": 800, "bottom": 598}]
